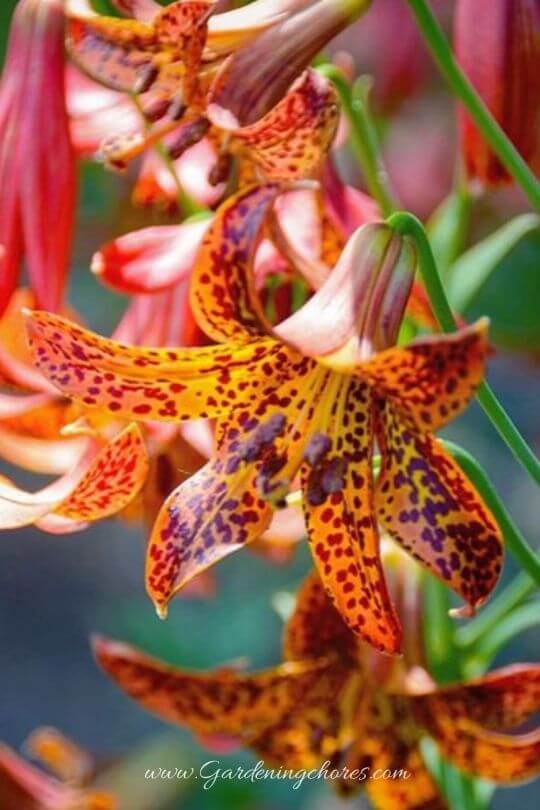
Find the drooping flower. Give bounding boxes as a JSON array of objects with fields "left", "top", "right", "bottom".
[
  {"left": 0, "top": 726, "right": 116, "bottom": 809},
  {"left": 455, "top": 0, "right": 540, "bottom": 186},
  {"left": 64, "top": 0, "right": 371, "bottom": 184},
  {"left": 92, "top": 569, "right": 540, "bottom": 805},
  {"left": 25, "top": 183, "right": 502, "bottom": 653},
  {"left": 0, "top": 0, "right": 76, "bottom": 315}
]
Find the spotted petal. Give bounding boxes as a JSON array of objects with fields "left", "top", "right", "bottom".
[
  {"left": 338, "top": 694, "right": 445, "bottom": 806},
  {"left": 145, "top": 355, "right": 308, "bottom": 614},
  {"left": 146, "top": 453, "right": 272, "bottom": 617},
  {"left": 252, "top": 664, "right": 348, "bottom": 769},
  {"left": 284, "top": 570, "right": 358, "bottom": 663},
  {"left": 411, "top": 668, "right": 540, "bottom": 783},
  {"left": 375, "top": 402, "right": 503, "bottom": 612},
  {"left": 0, "top": 424, "right": 148, "bottom": 529},
  {"left": 93, "top": 635, "right": 333, "bottom": 739},
  {"left": 67, "top": 15, "right": 160, "bottom": 94},
  {"left": 410, "top": 664, "right": 540, "bottom": 731},
  {"left": 25, "top": 309, "right": 287, "bottom": 422},
  {"left": 190, "top": 184, "right": 282, "bottom": 342},
  {"left": 302, "top": 378, "right": 402, "bottom": 654},
  {"left": 361, "top": 320, "right": 490, "bottom": 432},
  {"left": 210, "top": 69, "right": 339, "bottom": 180}
]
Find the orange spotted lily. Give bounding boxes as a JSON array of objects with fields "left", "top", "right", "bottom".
[
  {"left": 0, "top": 726, "right": 116, "bottom": 809},
  {"left": 64, "top": 0, "right": 373, "bottom": 183},
  {"left": 24, "top": 183, "right": 502, "bottom": 654},
  {"left": 92, "top": 568, "right": 540, "bottom": 806},
  {"left": 0, "top": 0, "right": 76, "bottom": 315}
]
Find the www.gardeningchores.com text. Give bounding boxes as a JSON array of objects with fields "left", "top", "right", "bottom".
[{"left": 144, "top": 759, "right": 412, "bottom": 790}]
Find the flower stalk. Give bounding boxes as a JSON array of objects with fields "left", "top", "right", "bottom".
[
  {"left": 388, "top": 210, "right": 540, "bottom": 490},
  {"left": 317, "top": 64, "right": 397, "bottom": 216}
]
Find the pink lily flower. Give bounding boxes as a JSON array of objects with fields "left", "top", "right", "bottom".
[{"left": 0, "top": 0, "right": 76, "bottom": 316}]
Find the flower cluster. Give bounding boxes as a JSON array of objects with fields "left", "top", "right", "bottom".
[{"left": 1, "top": 1, "right": 539, "bottom": 808}]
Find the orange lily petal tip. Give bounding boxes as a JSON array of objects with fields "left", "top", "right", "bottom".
[{"left": 154, "top": 602, "right": 169, "bottom": 620}]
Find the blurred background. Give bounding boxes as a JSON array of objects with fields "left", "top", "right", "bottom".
[{"left": 1, "top": 1, "right": 539, "bottom": 808}]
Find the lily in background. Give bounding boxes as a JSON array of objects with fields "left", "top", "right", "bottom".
[
  {"left": 92, "top": 558, "right": 540, "bottom": 807},
  {"left": 0, "top": 727, "right": 116, "bottom": 809},
  {"left": 25, "top": 183, "right": 502, "bottom": 654},
  {"left": 64, "top": 0, "right": 373, "bottom": 184},
  {"left": 0, "top": 0, "right": 76, "bottom": 315},
  {"left": 455, "top": 0, "right": 540, "bottom": 186}
]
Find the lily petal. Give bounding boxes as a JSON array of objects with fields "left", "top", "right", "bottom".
[
  {"left": 191, "top": 184, "right": 281, "bottom": 342},
  {"left": 302, "top": 378, "right": 402, "bottom": 654},
  {"left": 412, "top": 684, "right": 540, "bottom": 783},
  {"left": 252, "top": 665, "right": 348, "bottom": 769},
  {"left": 410, "top": 664, "right": 540, "bottom": 731},
  {"left": 339, "top": 696, "right": 444, "bottom": 806},
  {"left": 92, "top": 218, "right": 210, "bottom": 294},
  {"left": 24, "top": 309, "right": 287, "bottom": 422},
  {"left": 93, "top": 635, "right": 333, "bottom": 738},
  {"left": 375, "top": 402, "right": 503, "bottom": 612},
  {"left": 146, "top": 451, "right": 271, "bottom": 616},
  {"left": 210, "top": 69, "right": 339, "bottom": 179},
  {"left": 0, "top": 743, "right": 115, "bottom": 810},
  {"left": 284, "top": 570, "right": 358, "bottom": 662},
  {"left": 361, "top": 320, "right": 490, "bottom": 432},
  {"left": 0, "top": 424, "right": 148, "bottom": 529}
]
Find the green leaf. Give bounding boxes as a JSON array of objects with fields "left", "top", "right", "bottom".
[
  {"left": 447, "top": 214, "right": 540, "bottom": 313},
  {"left": 426, "top": 190, "right": 472, "bottom": 279}
]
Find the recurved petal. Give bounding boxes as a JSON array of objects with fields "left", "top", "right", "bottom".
[
  {"left": 302, "top": 378, "right": 402, "bottom": 654},
  {"left": 190, "top": 184, "right": 281, "bottom": 342},
  {"left": 361, "top": 320, "right": 490, "bottom": 432},
  {"left": 66, "top": 14, "right": 158, "bottom": 94},
  {"left": 93, "top": 635, "right": 333, "bottom": 739},
  {"left": 412, "top": 691, "right": 540, "bottom": 783},
  {"left": 24, "top": 309, "right": 282, "bottom": 422},
  {"left": 409, "top": 664, "right": 540, "bottom": 731},
  {"left": 0, "top": 743, "right": 115, "bottom": 810},
  {"left": 284, "top": 570, "right": 358, "bottom": 663},
  {"left": 210, "top": 69, "right": 339, "bottom": 179},
  {"left": 92, "top": 218, "right": 210, "bottom": 294},
  {"left": 0, "top": 424, "right": 148, "bottom": 529},
  {"left": 146, "top": 451, "right": 272, "bottom": 617},
  {"left": 375, "top": 402, "right": 503, "bottom": 612}
]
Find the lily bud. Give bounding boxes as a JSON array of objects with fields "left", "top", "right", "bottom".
[
  {"left": 455, "top": 0, "right": 540, "bottom": 186},
  {"left": 0, "top": 0, "right": 76, "bottom": 314},
  {"left": 275, "top": 222, "right": 417, "bottom": 371}
]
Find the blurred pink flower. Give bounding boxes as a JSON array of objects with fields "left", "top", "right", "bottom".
[{"left": 0, "top": 0, "right": 76, "bottom": 315}]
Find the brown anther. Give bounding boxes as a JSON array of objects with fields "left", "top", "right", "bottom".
[
  {"left": 133, "top": 63, "right": 159, "bottom": 95},
  {"left": 168, "top": 116, "right": 210, "bottom": 160},
  {"left": 208, "top": 151, "right": 232, "bottom": 186},
  {"left": 143, "top": 97, "right": 171, "bottom": 123}
]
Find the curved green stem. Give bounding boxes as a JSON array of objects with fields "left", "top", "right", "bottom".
[
  {"left": 442, "top": 440, "right": 540, "bottom": 586},
  {"left": 388, "top": 211, "right": 540, "bottom": 487},
  {"left": 317, "top": 65, "right": 397, "bottom": 216},
  {"left": 405, "top": 0, "right": 540, "bottom": 211}
]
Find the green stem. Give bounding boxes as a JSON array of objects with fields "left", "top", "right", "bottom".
[
  {"left": 455, "top": 572, "right": 536, "bottom": 648},
  {"left": 317, "top": 65, "right": 397, "bottom": 216},
  {"left": 405, "top": 0, "right": 540, "bottom": 211},
  {"left": 442, "top": 441, "right": 540, "bottom": 586},
  {"left": 388, "top": 211, "right": 540, "bottom": 487}
]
